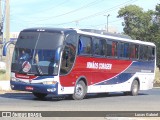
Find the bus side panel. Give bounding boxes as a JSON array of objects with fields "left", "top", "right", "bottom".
[
  {"left": 59, "top": 56, "right": 132, "bottom": 94},
  {"left": 59, "top": 56, "right": 155, "bottom": 94},
  {"left": 59, "top": 56, "right": 93, "bottom": 94}
]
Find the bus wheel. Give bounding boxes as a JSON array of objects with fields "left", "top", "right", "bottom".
[
  {"left": 72, "top": 80, "right": 87, "bottom": 100},
  {"left": 32, "top": 92, "right": 47, "bottom": 99},
  {"left": 130, "top": 80, "right": 139, "bottom": 96}
]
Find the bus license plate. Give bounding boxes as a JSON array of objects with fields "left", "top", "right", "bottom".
[{"left": 26, "top": 86, "right": 33, "bottom": 90}]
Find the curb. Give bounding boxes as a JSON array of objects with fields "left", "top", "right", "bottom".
[{"left": 0, "top": 81, "right": 11, "bottom": 91}]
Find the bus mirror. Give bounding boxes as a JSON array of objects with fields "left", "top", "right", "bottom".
[{"left": 3, "top": 41, "right": 16, "bottom": 56}]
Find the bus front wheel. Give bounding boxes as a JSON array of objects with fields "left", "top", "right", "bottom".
[
  {"left": 72, "top": 80, "right": 87, "bottom": 100},
  {"left": 32, "top": 92, "right": 47, "bottom": 99}
]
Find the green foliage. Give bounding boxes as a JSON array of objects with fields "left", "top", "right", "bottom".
[
  {"left": 0, "top": 70, "right": 6, "bottom": 74},
  {"left": 118, "top": 4, "right": 160, "bottom": 65}
]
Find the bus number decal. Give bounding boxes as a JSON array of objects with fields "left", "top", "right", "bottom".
[{"left": 87, "top": 62, "right": 112, "bottom": 70}]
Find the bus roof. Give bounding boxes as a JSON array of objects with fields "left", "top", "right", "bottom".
[
  {"left": 76, "top": 29, "right": 155, "bottom": 47},
  {"left": 80, "top": 29, "right": 132, "bottom": 39},
  {"left": 20, "top": 27, "right": 155, "bottom": 47},
  {"left": 21, "top": 27, "right": 76, "bottom": 34}
]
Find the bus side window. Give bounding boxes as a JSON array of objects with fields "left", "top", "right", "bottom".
[
  {"left": 124, "top": 43, "right": 129, "bottom": 58},
  {"left": 148, "top": 46, "right": 155, "bottom": 61},
  {"left": 117, "top": 42, "right": 124, "bottom": 58},
  {"left": 78, "top": 36, "right": 91, "bottom": 55},
  {"left": 130, "top": 44, "right": 139, "bottom": 60},
  {"left": 92, "top": 38, "right": 106, "bottom": 57},
  {"left": 130, "top": 44, "right": 135, "bottom": 59},
  {"left": 106, "top": 40, "right": 112, "bottom": 57},
  {"left": 139, "top": 45, "right": 148, "bottom": 61},
  {"left": 78, "top": 39, "right": 83, "bottom": 54},
  {"left": 112, "top": 41, "right": 117, "bottom": 57},
  {"left": 60, "top": 34, "right": 76, "bottom": 75},
  {"left": 135, "top": 44, "right": 139, "bottom": 59}
]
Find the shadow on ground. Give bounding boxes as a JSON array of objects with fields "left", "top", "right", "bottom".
[{"left": 0, "top": 91, "right": 148, "bottom": 102}]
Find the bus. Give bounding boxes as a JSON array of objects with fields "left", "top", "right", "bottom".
[{"left": 3, "top": 28, "right": 156, "bottom": 100}]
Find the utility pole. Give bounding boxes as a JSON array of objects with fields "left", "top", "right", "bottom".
[
  {"left": 104, "top": 14, "right": 110, "bottom": 32},
  {"left": 0, "top": 0, "right": 2, "bottom": 60},
  {"left": 6, "top": 0, "right": 10, "bottom": 43},
  {"left": 75, "top": 21, "right": 79, "bottom": 28},
  {"left": 5, "top": 0, "right": 11, "bottom": 80}
]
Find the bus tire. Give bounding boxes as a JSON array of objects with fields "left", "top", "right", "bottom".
[
  {"left": 123, "top": 92, "right": 130, "bottom": 96},
  {"left": 130, "top": 80, "right": 139, "bottom": 96},
  {"left": 72, "top": 80, "right": 87, "bottom": 100},
  {"left": 32, "top": 92, "right": 47, "bottom": 99}
]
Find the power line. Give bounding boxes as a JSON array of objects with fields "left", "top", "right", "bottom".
[
  {"left": 41, "top": 0, "right": 104, "bottom": 20},
  {"left": 31, "top": 0, "right": 69, "bottom": 15},
  {"left": 11, "top": 0, "right": 138, "bottom": 28},
  {"left": 83, "top": 18, "right": 123, "bottom": 28},
  {"left": 42, "top": 0, "right": 138, "bottom": 26},
  {"left": 24, "top": 0, "right": 105, "bottom": 22}
]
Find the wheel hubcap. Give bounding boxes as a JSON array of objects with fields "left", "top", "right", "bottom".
[
  {"left": 133, "top": 82, "right": 138, "bottom": 93},
  {"left": 75, "top": 84, "right": 83, "bottom": 96}
]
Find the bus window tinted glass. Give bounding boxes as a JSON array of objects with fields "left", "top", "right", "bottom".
[
  {"left": 78, "top": 36, "right": 91, "bottom": 55},
  {"left": 148, "top": 46, "right": 155, "bottom": 61},
  {"left": 112, "top": 41, "right": 118, "bottom": 57},
  {"left": 118, "top": 42, "right": 124, "bottom": 57},
  {"left": 139, "top": 45, "right": 148, "bottom": 60},
  {"left": 92, "top": 38, "right": 106, "bottom": 56},
  {"left": 60, "top": 34, "right": 77, "bottom": 75},
  {"left": 118, "top": 42, "right": 129, "bottom": 58},
  {"left": 124, "top": 43, "right": 129, "bottom": 58},
  {"left": 106, "top": 40, "right": 112, "bottom": 57},
  {"left": 106, "top": 40, "right": 117, "bottom": 57},
  {"left": 130, "top": 44, "right": 139, "bottom": 59}
]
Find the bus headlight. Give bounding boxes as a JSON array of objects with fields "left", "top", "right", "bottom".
[
  {"left": 43, "top": 81, "right": 57, "bottom": 85},
  {"left": 47, "top": 88, "right": 56, "bottom": 92}
]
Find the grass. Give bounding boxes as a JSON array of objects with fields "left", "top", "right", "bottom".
[
  {"left": 155, "top": 68, "right": 160, "bottom": 82},
  {"left": 0, "top": 71, "right": 10, "bottom": 80},
  {"left": 0, "top": 72, "right": 6, "bottom": 80},
  {"left": 154, "top": 67, "right": 160, "bottom": 87}
]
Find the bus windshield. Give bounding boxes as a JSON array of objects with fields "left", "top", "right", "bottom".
[{"left": 11, "top": 32, "right": 64, "bottom": 75}]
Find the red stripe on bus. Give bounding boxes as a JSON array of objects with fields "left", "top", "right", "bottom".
[{"left": 60, "top": 56, "right": 132, "bottom": 87}]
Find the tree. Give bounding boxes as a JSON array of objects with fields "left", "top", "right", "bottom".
[
  {"left": 117, "top": 5, "right": 153, "bottom": 41},
  {"left": 152, "top": 4, "right": 160, "bottom": 66},
  {"left": 117, "top": 4, "right": 160, "bottom": 65}
]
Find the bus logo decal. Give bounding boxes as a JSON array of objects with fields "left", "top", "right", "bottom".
[
  {"left": 87, "top": 62, "right": 112, "bottom": 70},
  {"left": 22, "top": 61, "right": 31, "bottom": 73}
]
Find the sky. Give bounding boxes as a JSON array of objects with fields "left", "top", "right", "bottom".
[{"left": 6, "top": 0, "right": 160, "bottom": 33}]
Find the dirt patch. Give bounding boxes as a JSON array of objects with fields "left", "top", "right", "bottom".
[{"left": 154, "top": 82, "right": 160, "bottom": 87}]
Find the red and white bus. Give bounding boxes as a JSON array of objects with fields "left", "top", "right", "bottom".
[{"left": 3, "top": 28, "right": 156, "bottom": 100}]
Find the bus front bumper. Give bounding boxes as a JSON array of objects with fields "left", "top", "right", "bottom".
[{"left": 10, "top": 81, "right": 58, "bottom": 94}]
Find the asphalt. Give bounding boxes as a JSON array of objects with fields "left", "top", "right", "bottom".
[{"left": 0, "top": 80, "right": 160, "bottom": 92}]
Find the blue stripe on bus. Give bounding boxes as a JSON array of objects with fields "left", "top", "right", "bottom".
[{"left": 96, "top": 61, "right": 155, "bottom": 85}]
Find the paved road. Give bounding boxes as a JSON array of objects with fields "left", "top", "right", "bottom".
[
  {"left": 0, "top": 88, "right": 160, "bottom": 111},
  {"left": 0, "top": 89, "right": 160, "bottom": 120}
]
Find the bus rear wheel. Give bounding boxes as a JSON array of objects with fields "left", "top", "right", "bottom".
[
  {"left": 72, "top": 80, "right": 87, "bottom": 100},
  {"left": 124, "top": 80, "right": 139, "bottom": 96},
  {"left": 130, "top": 80, "right": 139, "bottom": 96},
  {"left": 32, "top": 92, "right": 47, "bottom": 99}
]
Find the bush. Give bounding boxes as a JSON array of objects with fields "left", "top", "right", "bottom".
[{"left": 0, "top": 69, "right": 6, "bottom": 74}]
